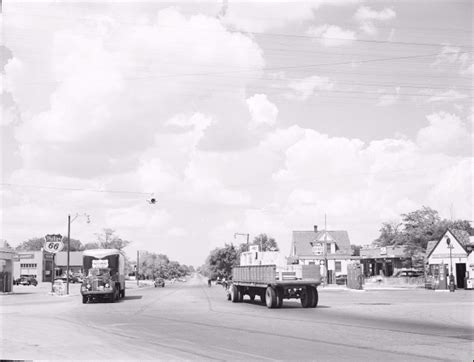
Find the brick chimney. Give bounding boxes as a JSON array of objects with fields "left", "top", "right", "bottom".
[{"left": 314, "top": 225, "right": 318, "bottom": 232}]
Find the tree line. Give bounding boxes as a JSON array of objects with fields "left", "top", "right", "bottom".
[{"left": 200, "top": 233, "right": 279, "bottom": 280}]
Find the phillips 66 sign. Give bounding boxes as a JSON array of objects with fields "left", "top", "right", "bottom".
[{"left": 44, "top": 234, "right": 64, "bottom": 254}]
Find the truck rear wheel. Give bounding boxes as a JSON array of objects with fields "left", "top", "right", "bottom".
[
  {"left": 300, "top": 287, "right": 311, "bottom": 308},
  {"left": 230, "top": 285, "right": 239, "bottom": 302},
  {"left": 82, "top": 296, "right": 87, "bottom": 304},
  {"left": 260, "top": 292, "right": 266, "bottom": 305},
  {"left": 237, "top": 287, "right": 244, "bottom": 302},
  {"left": 276, "top": 288, "right": 284, "bottom": 308},
  {"left": 265, "top": 287, "right": 277, "bottom": 308},
  {"left": 309, "top": 287, "right": 318, "bottom": 308}
]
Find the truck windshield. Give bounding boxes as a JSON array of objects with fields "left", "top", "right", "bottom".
[{"left": 88, "top": 268, "right": 110, "bottom": 277}]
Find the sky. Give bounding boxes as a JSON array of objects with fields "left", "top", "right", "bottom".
[{"left": 1, "top": 0, "right": 473, "bottom": 267}]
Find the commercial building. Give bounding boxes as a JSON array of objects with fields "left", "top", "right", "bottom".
[
  {"left": 13, "top": 250, "right": 84, "bottom": 282},
  {"left": 359, "top": 245, "right": 413, "bottom": 277},
  {"left": 290, "top": 225, "right": 352, "bottom": 284}
]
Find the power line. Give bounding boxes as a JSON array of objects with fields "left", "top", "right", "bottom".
[
  {"left": 0, "top": 183, "right": 153, "bottom": 195},
  {"left": 7, "top": 9, "right": 473, "bottom": 49}
]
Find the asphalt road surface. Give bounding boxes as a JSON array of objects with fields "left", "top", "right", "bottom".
[{"left": 1, "top": 274, "right": 472, "bottom": 361}]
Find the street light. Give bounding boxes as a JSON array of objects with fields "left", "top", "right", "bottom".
[
  {"left": 234, "top": 233, "right": 249, "bottom": 250},
  {"left": 67, "top": 213, "right": 90, "bottom": 295},
  {"left": 446, "top": 237, "right": 455, "bottom": 292}
]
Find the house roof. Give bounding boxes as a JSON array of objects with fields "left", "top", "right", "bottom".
[
  {"left": 292, "top": 230, "right": 351, "bottom": 256},
  {"left": 425, "top": 240, "right": 437, "bottom": 258},
  {"left": 425, "top": 228, "right": 469, "bottom": 259},
  {"left": 359, "top": 245, "right": 409, "bottom": 259}
]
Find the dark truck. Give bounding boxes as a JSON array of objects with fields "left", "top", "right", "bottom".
[
  {"left": 81, "top": 249, "right": 125, "bottom": 304},
  {"left": 227, "top": 251, "right": 321, "bottom": 309}
]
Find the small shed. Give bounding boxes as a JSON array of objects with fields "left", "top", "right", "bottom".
[{"left": 426, "top": 229, "right": 470, "bottom": 289}]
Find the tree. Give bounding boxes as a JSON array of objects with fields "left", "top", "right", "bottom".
[
  {"left": 400, "top": 206, "right": 441, "bottom": 256},
  {"left": 0, "top": 240, "right": 13, "bottom": 249},
  {"left": 374, "top": 206, "right": 472, "bottom": 257},
  {"left": 251, "top": 234, "right": 279, "bottom": 251},
  {"left": 15, "top": 237, "right": 45, "bottom": 251},
  {"left": 205, "top": 243, "right": 240, "bottom": 280},
  {"left": 83, "top": 242, "right": 100, "bottom": 250},
  {"left": 373, "top": 221, "right": 402, "bottom": 247},
  {"left": 95, "top": 229, "right": 131, "bottom": 250},
  {"left": 61, "top": 237, "right": 84, "bottom": 251}
]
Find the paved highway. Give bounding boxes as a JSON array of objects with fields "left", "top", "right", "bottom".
[{"left": 1, "top": 274, "right": 472, "bottom": 360}]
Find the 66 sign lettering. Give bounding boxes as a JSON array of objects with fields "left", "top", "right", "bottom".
[{"left": 44, "top": 234, "right": 64, "bottom": 254}]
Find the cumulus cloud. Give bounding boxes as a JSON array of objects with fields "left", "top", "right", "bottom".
[
  {"left": 416, "top": 111, "right": 471, "bottom": 155},
  {"left": 306, "top": 25, "right": 356, "bottom": 47},
  {"left": 354, "top": 6, "right": 396, "bottom": 35},
  {"left": 219, "top": 1, "right": 359, "bottom": 33},
  {"left": 246, "top": 94, "right": 278, "bottom": 129},
  {"left": 287, "top": 75, "right": 334, "bottom": 100}
]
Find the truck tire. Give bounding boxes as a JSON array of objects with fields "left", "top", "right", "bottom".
[
  {"left": 121, "top": 289, "right": 125, "bottom": 298},
  {"left": 265, "top": 287, "right": 277, "bottom": 308},
  {"left": 82, "top": 296, "right": 87, "bottom": 304},
  {"left": 310, "top": 287, "right": 318, "bottom": 308},
  {"left": 276, "top": 287, "right": 284, "bottom": 308},
  {"left": 230, "top": 285, "right": 239, "bottom": 302},
  {"left": 300, "top": 287, "right": 311, "bottom": 308},
  {"left": 260, "top": 291, "right": 266, "bottom": 305},
  {"left": 237, "top": 287, "right": 244, "bottom": 302}
]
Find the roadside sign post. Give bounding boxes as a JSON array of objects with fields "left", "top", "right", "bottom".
[{"left": 44, "top": 234, "right": 63, "bottom": 293}]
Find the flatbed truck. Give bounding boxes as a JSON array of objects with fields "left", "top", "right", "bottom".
[{"left": 228, "top": 264, "right": 321, "bottom": 309}]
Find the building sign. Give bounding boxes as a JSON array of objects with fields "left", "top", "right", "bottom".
[
  {"left": 44, "top": 234, "right": 64, "bottom": 254},
  {"left": 249, "top": 245, "right": 259, "bottom": 252},
  {"left": 19, "top": 253, "right": 34, "bottom": 259},
  {"left": 312, "top": 243, "right": 324, "bottom": 255},
  {"left": 92, "top": 259, "right": 109, "bottom": 268},
  {"left": 380, "top": 247, "right": 387, "bottom": 255}
]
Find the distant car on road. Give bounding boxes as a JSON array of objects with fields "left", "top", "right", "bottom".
[
  {"left": 154, "top": 278, "right": 165, "bottom": 287},
  {"left": 14, "top": 276, "right": 38, "bottom": 286}
]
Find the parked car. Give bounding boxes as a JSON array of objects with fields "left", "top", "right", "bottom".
[
  {"left": 72, "top": 274, "right": 83, "bottom": 283},
  {"left": 335, "top": 274, "right": 347, "bottom": 285},
  {"left": 56, "top": 275, "right": 77, "bottom": 283},
  {"left": 154, "top": 278, "right": 165, "bottom": 287},
  {"left": 393, "top": 269, "right": 423, "bottom": 278},
  {"left": 14, "top": 276, "right": 38, "bottom": 286}
]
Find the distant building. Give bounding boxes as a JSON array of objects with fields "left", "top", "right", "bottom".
[
  {"left": 0, "top": 241, "right": 16, "bottom": 292},
  {"left": 358, "top": 245, "right": 412, "bottom": 277},
  {"left": 290, "top": 225, "right": 352, "bottom": 284},
  {"left": 13, "top": 250, "right": 84, "bottom": 282}
]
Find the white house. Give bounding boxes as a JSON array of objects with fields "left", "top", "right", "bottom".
[
  {"left": 290, "top": 225, "right": 352, "bottom": 284},
  {"left": 425, "top": 229, "right": 471, "bottom": 289}
]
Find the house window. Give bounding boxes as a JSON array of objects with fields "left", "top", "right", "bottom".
[
  {"left": 326, "top": 243, "right": 331, "bottom": 253},
  {"left": 335, "top": 261, "right": 341, "bottom": 272}
]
